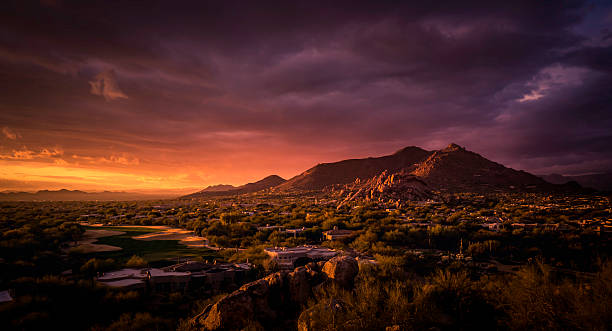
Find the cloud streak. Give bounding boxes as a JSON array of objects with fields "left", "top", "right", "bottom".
[
  {"left": 2, "top": 127, "right": 18, "bottom": 140},
  {"left": 89, "top": 70, "right": 128, "bottom": 101}
]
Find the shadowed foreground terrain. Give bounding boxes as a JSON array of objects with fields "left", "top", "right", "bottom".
[{"left": 183, "top": 256, "right": 612, "bottom": 331}]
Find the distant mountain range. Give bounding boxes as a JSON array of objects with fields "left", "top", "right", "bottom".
[
  {"left": 540, "top": 173, "right": 612, "bottom": 191},
  {"left": 182, "top": 175, "right": 286, "bottom": 199},
  {"left": 183, "top": 143, "right": 584, "bottom": 199},
  {"left": 199, "top": 184, "right": 237, "bottom": 192},
  {"left": 0, "top": 189, "right": 176, "bottom": 201}
]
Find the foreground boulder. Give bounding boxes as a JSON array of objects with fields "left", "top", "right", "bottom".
[
  {"left": 322, "top": 256, "right": 359, "bottom": 288},
  {"left": 193, "top": 257, "right": 359, "bottom": 330}
]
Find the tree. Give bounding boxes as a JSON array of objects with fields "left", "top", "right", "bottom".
[
  {"left": 125, "top": 255, "right": 147, "bottom": 268},
  {"left": 80, "top": 258, "right": 116, "bottom": 283}
]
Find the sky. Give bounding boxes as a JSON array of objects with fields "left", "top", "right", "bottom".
[{"left": 1, "top": 0, "right": 612, "bottom": 193}]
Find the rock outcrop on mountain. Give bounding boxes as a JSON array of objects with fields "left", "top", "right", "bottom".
[
  {"left": 411, "top": 143, "right": 550, "bottom": 192},
  {"left": 275, "top": 146, "right": 431, "bottom": 191},
  {"left": 279, "top": 143, "right": 565, "bottom": 194},
  {"left": 182, "top": 175, "right": 286, "bottom": 199},
  {"left": 335, "top": 170, "right": 434, "bottom": 208},
  {"left": 192, "top": 256, "right": 359, "bottom": 330}
]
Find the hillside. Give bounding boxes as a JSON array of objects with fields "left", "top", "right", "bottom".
[
  {"left": 541, "top": 173, "right": 612, "bottom": 191},
  {"left": 275, "top": 146, "right": 431, "bottom": 191},
  {"left": 182, "top": 175, "right": 286, "bottom": 198},
  {"left": 186, "top": 143, "right": 578, "bottom": 198},
  {"left": 199, "top": 184, "right": 236, "bottom": 192},
  {"left": 411, "top": 144, "right": 551, "bottom": 192},
  {"left": 277, "top": 143, "right": 569, "bottom": 193},
  {"left": 335, "top": 169, "right": 434, "bottom": 208}
]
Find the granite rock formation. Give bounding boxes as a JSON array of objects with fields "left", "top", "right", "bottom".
[
  {"left": 335, "top": 169, "right": 433, "bottom": 208},
  {"left": 192, "top": 256, "right": 359, "bottom": 330}
]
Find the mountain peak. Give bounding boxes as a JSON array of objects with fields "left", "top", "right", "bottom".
[
  {"left": 394, "top": 146, "right": 427, "bottom": 155},
  {"left": 183, "top": 175, "right": 286, "bottom": 199},
  {"left": 261, "top": 175, "right": 284, "bottom": 181},
  {"left": 443, "top": 143, "right": 464, "bottom": 152},
  {"left": 277, "top": 146, "right": 432, "bottom": 191},
  {"left": 200, "top": 184, "right": 236, "bottom": 193}
]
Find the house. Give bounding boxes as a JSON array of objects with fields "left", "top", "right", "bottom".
[
  {"left": 323, "top": 226, "right": 354, "bottom": 240},
  {"left": 264, "top": 246, "right": 338, "bottom": 269},
  {"left": 97, "top": 268, "right": 190, "bottom": 291},
  {"left": 96, "top": 261, "right": 252, "bottom": 291},
  {"left": 481, "top": 223, "right": 501, "bottom": 232},
  {"left": 257, "top": 224, "right": 282, "bottom": 231},
  {"left": 286, "top": 227, "right": 306, "bottom": 237},
  {"left": 0, "top": 290, "right": 13, "bottom": 303}
]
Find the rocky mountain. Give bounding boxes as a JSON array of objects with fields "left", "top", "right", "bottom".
[
  {"left": 335, "top": 170, "right": 434, "bottom": 208},
  {"left": 182, "top": 175, "right": 286, "bottom": 199},
  {"left": 0, "top": 189, "right": 173, "bottom": 201},
  {"left": 186, "top": 143, "right": 579, "bottom": 200},
  {"left": 411, "top": 143, "right": 551, "bottom": 192},
  {"left": 277, "top": 143, "right": 559, "bottom": 194},
  {"left": 275, "top": 146, "right": 431, "bottom": 191},
  {"left": 540, "top": 172, "right": 612, "bottom": 191}
]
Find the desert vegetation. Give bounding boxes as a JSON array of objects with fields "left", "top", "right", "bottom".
[{"left": 0, "top": 191, "right": 610, "bottom": 330}]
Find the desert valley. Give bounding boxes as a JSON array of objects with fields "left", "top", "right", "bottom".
[
  {"left": 1, "top": 144, "right": 611, "bottom": 330},
  {"left": 2, "top": 1, "right": 612, "bottom": 330}
]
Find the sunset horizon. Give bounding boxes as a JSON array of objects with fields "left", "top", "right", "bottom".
[
  {"left": 2, "top": 1, "right": 612, "bottom": 193},
  {"left": 0, "top": 140, "right": 567, "bottom": 193},
  {"left": 1, "top": 2, "right": 611, "bottom": 330},
  {"left": 2, "top": 140, "right": 609, "bottom": 194}
]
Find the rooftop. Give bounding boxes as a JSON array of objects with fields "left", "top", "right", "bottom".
[{"left": 102, "top": 279, "right": 145, "bottom": 288}]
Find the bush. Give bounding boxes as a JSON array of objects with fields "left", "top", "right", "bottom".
[{"left": 125, "top": 255, "right": 147, "bottom": 268}]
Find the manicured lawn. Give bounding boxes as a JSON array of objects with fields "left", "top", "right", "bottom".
[
  {"left": 83, "top": 226, "right": 218, "bottom": 265},
  {"left": 90, "top": 226, "right": 165, "bottom": 236}
]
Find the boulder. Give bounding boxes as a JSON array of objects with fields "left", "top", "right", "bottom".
[
  {"left": 322, "top": 255, "right": 359, "bottom": 288},
  {"left": 194, "top": 260, "right": 357, "bottom": 330},
  {"left": 199, "top": 290, "right": 255, "bottom": 330}
]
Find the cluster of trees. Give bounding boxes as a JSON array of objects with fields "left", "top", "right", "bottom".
[
  {"left": 0, "top": 275, "right": 183, "bottom": 330},
  {"left": 1, "top": 192, "right": 610, "bottom": 330},
  {"left": 66, "top": 193, "right": 610, "bottom": 272},
  {"left": 0, "top": 203, "right": 84, "bottom": 287},
  {"left": 146, "top": 195, "right": 610, "bottom": 272},
  {"left": 328, "top": 219, "right": 608, "bottom": 271}
]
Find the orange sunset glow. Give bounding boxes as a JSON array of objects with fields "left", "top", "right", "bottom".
[
  {"left": 1, "top": 2, "right": 612, "bottom": 331},
  {"left": 1, "top": 0, "right": 612, "bottom": 195}
]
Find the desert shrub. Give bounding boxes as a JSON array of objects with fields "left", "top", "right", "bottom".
[
  {"left": 125, "top": 255, "right": 147, "bottom": 268},
  {"left": 501, "top": 261, "right": 612, "bottom": 331},
  {"left": 105, "top": 312, "right": 171, "bottom": 331}
]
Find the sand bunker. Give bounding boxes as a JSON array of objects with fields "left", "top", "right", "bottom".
[
  {"left": 69, "top": 229, "right": 124, "bottom": 253},
  {"left": 130, "top": 226, "right": 211, "bottom": 248},
  {"left": 79, "top": 225, "right": 218, "bottom": 250}
]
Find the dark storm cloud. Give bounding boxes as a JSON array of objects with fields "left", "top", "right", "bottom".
[{"left": 1, "top": 0, "right": 611, "bottom": 188}]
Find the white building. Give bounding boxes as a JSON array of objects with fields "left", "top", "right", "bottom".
[{"left": 264, "top": 246, "right": 338, "bottom": 269}]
